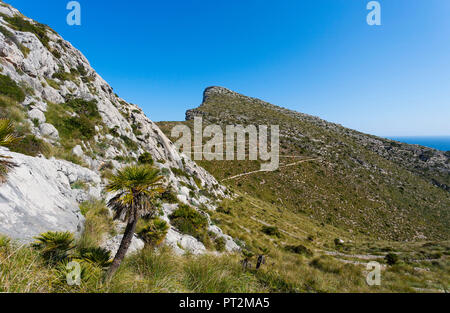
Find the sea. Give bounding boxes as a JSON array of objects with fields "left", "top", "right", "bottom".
[{"left": 387, "top": 136, "right": 450, "bottom": 151}]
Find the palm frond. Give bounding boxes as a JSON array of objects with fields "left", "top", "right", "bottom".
[
  {"left": 0, "top": 119, "right": 21, "bottom": 183},
  {"left": 0, "top": 156, "right": 16, "bottom": 183},
  {"left": 0, "top": 119, "right": 21, "bottom": 148},
  {"left": 106, "top": 165, "right": 166, "bottom": 223}
]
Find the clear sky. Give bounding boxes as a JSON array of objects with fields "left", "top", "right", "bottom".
[{"left": 4, "top": 0, "right": 450, "bottom": 136}]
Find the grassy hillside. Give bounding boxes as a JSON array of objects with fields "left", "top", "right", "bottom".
[
  {"left": 1, "top": 199, "right": 449, "bottom": 293},
  {"left": 157, "top": 87, "right": 450, "bottom": 241}
]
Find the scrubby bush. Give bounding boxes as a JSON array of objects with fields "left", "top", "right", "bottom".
[
  {"left": 385, "top": 253, "right": 399, "bottom": 265},
  {"left": 46, "top": 99, "right": 101, "bottom": 141},
  {"left": 170, "top": 167, "right": 189, "bottom": 179},
  {"left": 138, "top": 152, "right": 154, "bottom": 165},
  {"left": 137, "top": 217, "right": 169, "bottom": 247},
  {"left": 0, "top": 74, "right": 25, "bottom": 102},
  {"left": 169, "top": 205, "right": 208, "bottom": 239},
  {"left": 120, "top": 135, "right": 138, "bottom": 151},
  {"left": 32, "top": 231, "right": 75, "bottom": 265},
  {"left": 0, "top": 25, "right": 29, "bottom": 57},
  {"left": 214, "top": 237, "right": 226, "bottom": 252},
  {"left": 159, "top": 188, "right": 179, "bottom": 204},
  {"left": 1, "top": 13, "right": 51, "bottom": 49},
  {"left": 285, "top": 245, "right": 313, "bottom": 257},
  {"left": 261, "top": 226, "right": 281, "bottom": 238},
  {"left": 217, "top": 205, "right": 233, "bottom": 215},
  {"left": 10, "top": 134, "right": 49, "bottom": 157},
  {"left": 65, "top": 98, "right": 99, "bottom": 118}
]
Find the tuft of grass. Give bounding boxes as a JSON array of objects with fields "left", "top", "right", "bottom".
[
  {"left": 71, "top": 180, "right": 88, "bottom": 190},
  {"left": 77, "top": 200, "right": 115, "bottom": 250},
  {"left": 183, "top": 254, "right": 264, "bottom": 293}
]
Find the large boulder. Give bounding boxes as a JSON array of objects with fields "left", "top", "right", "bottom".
[{"left": 0, "top": 148, "right": 101, "bottom": 242}]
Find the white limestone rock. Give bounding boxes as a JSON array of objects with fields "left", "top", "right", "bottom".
[
  {"left": 102, "top": 234, "right": 145, "bottom": 256},
  {"left": 164, "top": 228, "right": 206, "bottom": 255},
  {"left": 40, "top": 123, "right": 59, "bottom": 139},
  {"left": 0, "top": 148, "right": 101, "bottom": 242},
  {"left": 28, "top": 108, "right": 46, "bottom": 124},
  {"left": 72, "top": 145, "right": 84, "bottom": 158}
]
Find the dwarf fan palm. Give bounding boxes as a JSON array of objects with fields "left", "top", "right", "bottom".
[{"left": 104, "top": 165, "right": 165, "bottom": 280}]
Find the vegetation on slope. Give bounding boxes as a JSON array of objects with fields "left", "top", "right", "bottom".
[
  {"left": 157, "top": 88, "right": 450, "bottom": 241},
  {"left": 0, "top": 196, "right": 448, "bottom": 293}
]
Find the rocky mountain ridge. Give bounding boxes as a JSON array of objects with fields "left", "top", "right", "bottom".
[
  {"left": 0, "top": 2, "right": 237, "bottom": 254},
  {"left": 160, "top": 86, "right": 449, "bottom": 241}
]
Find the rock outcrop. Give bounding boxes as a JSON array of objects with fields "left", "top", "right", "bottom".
[{"left": 0, "top": 148, "right": 101, "bottom": 241}]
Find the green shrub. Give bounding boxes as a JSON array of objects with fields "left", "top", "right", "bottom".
[
  {"left": 120, "top": 135, "right": 138, "bottom": 151},
  {"left": 65, "top": 98, "right": 100, "bottom": 118},
  {"left": 52, "top": 69, "right": 78, "bottom": 83},
  {"left": 45, "top": 99, "right": 100, "bottom": 141},
  {"left": 56, "top": 259, "right": 102, "bottom": 286},
  {"left": 1, "top": 13, "right": 51, "bottom": 50},
  {"left": 217, "top": 205, "right": 233, "bottom": 215},
  {"left": 170, "top": 167, "right": 189, "bottom": 179},
  {"left": 138, "top": 152, "right": 154, "bottom": 165},
  {"left": 10, "top": 134, "right": 49, "bottom": 157},
  {"left": 137, "top": 217, "right": 169, "bottom": 246},
  {"left": 45, "top": 78, "right": 60, "bottom": 90},
  {"left": 159, "top": 188, "right": 179, "bottom": 204},
  {"left": 0, "top": 74, "right": 25, "bottom": 102},
  {"left": 385, "top": 253, "right": 399, "bottom": 266},
  {"left": 71, "top": 180, "right": 87, "bottom": 190},
  {"left": 285, "top": 245, "right": 313, "bottom": 256},
  {"left": 33, "top": 231, "right": 75, "bottom": 265},
  {"left": 169, "top": 205, "right": 208, "bottom": 238},
  {"left": 214, "top": 237, "right": 226, "bottom": 252},
  {"left": 261, "top": 226, "right": 281, "bottom": 238},
  {"left": 51, "top": 49, "right": 61, "bottom": 59}
]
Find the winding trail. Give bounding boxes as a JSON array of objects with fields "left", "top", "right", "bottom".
[{"left": 221, "top": 157, "right": 318, "bottom": 182}]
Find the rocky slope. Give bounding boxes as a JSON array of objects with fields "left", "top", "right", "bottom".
[
  {"left": 0, "top": 2, "right": 237, "bottom": 253},
  {"left": 159, "top": 86, "right": 450, "bottom": 241}
]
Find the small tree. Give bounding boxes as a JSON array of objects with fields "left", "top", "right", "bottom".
[{"left": 104, "top": 165, "right": 164, "bottom": 280}]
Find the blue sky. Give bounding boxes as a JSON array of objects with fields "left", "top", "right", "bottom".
[{"left": 5, "top": 0, "right": 450, "bottom": 136}]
